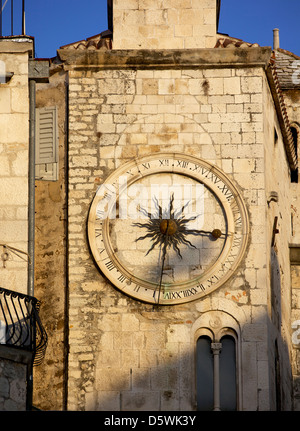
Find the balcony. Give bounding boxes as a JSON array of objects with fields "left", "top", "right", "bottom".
[{"left": 0, "top": 287, "right": 47, "bottom": 366}]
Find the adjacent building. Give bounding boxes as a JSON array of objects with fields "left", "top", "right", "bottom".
[{"left": 0, "top": 35, "right": 48, "bottom": 410}]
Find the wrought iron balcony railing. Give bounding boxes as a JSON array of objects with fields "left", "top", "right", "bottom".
[{"left": 0, "top": 287, "right": 47, "bottom": 366}]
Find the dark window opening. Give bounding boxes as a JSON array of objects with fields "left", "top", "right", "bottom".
[
  {"left": 274, "top": 128, "right": 278, "bottom": 146},
  {"left": 291, "top": 126, "right": 298, "bottom": 183},
  {"left": 196, "top": 335, "right": 237, "bottom": 411},
  {"left": 220, "top": 335, "right": 237, "bottom": 411},
  {"left": 196, "top": 336, "right": 214, "bottom": 411},
  {"left": 291, "top": 127, "right": 298, "bottom": 157}
]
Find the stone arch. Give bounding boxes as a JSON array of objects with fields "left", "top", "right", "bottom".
[
  {"left": 192, "top": 309, "right": 241, "bottom": 342},
  {"left": 191, "top": 310, "right": 243, "bottom": 410}
]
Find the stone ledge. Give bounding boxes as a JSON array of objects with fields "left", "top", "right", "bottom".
[
  {"left": 0, "top": 37, "right": 34, "bottom": 55},
  {"left": 58, "top": 46, "right": 272, "bottom": 70}
]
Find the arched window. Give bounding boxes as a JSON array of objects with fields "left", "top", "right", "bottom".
[
  {"left": 219, "top": 335, "right": 237, "bottom": 411},
  {"left": 290, "top": 124, "right": 299, "bottom": 183},
  {"left": 196, "top": 336, "right": 214, "bottom": 411},
  {"left": 196, "top": 333, "right": 237, "bottom": 411},
  {"left": 291, "top": 126, "right": 298, "bottom": 158}
]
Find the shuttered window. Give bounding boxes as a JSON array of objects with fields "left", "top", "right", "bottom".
[{"left": 35, "top": 106, "right": 59, "bottom": 181}]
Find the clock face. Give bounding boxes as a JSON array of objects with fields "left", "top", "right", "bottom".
[{"left": 87, "top": 153, "right": 249, "bottom": 305}]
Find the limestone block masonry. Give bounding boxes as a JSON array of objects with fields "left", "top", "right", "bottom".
[
  {"left": 61, "top": 46, "right": 294, "bottom": 410},
  {"left": 0, "top": 357, "right": 27, "bottom": 411},
  {"left": 32, "top": 72, "right": 69, "bottom": 411},
  {"left": 113, "top": 0, "right": 218, "bottom": 50},
  {"left": 0, "top": 39, "right": 33, "bottom": 295}
]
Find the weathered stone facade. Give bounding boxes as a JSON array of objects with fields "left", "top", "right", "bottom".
[
  {"left": 52, "top": 47, "right": 293, "bottom": 410},
  {"left": 276, "top": 47, "right": 300, "bottom": 410},
  {"left": 0, "top": 38, "right": 33, "bottom": 295},
  {"left": 0, "top": 38, "right": 32, "bottom": 412},
  {"left": 27, "top": 0, "right": 300, "bottom": 411},
  {"left": 0, "top": 36, "right": 49, "bottom": 412},
  {"left": 112, "top": 0, "right": 219, "bottom": 50},
  {"left": 32, "top": 71, "right": 68, "bottom": 410},
  {"left": 0, "top": 346, "right": 33, "bottom": 411},
  {"left": 0, "top": 357, "right": 27, "bottom": 411}
]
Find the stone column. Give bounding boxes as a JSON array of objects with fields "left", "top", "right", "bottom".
[{"left": 211, "top": 342, "right": 222, "bottom": 411}]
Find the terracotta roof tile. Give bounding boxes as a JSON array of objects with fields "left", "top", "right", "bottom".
[
  {"left": 215, "top": 34, "right": 260, "bottom": 49},
  {"left": 268, "top": 53, "right": 298, "bottom": 170},
  {"left": 60, "top": 32, "right": 260, "bottom": 52},
  {"left": 60, "top": 31, "right": 112, "bottom": 51},
  {"left": 274, "top": 48, "right": 300, "bottom": 90}
]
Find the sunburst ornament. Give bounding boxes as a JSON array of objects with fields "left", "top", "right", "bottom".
[{"left": 133, "top": 193, "right": 223, "bottom": 259}]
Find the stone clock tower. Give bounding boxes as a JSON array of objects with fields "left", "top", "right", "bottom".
[{"left": 33, "top": 0, "right": 300, "bottom": 411}]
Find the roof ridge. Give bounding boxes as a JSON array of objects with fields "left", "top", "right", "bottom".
[
  {"left": 277, "top": 48, "right": 300, "bottom": 61},
  {"left": 215, "top": 34, "right": 260, "bottom": 49}
]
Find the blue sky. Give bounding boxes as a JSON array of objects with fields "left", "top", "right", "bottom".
[{"left": 1, "top": 0, "right": 299, "bottom": 58}]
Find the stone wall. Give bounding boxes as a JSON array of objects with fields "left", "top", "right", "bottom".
[
  {"left": 33, "top": 69, "right": 68, "bottom": 411},
  {"left": 0, "top": 358, "right": 27, "bottom": 410},
  {"left": 291, "top": 263, "right": 300, "bottom": 410},
  {"left": 113, "top": 0, "right": 217, "bottom": 50},
  {"left": 262, "top": 73, "right": 295, "bottom": 409},
  {"left": 63, "top": 52, "right": 293, "bottom": 410},
  {"left": 284, "top": 88, "right": 300, "bottom": 245},
  {"left": 0, "top": 346, "right": 32, "bottom": 411},
  {"left": 0, "top": 39, "right": 33, "bottom": 295},
  {"left": 283, "top": 87, "right": 300, "bottom": 410}
]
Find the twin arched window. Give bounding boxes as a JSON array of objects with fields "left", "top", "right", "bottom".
[
  {"left": 196, "top": 333, "right": 237, "bottom": 411},
  {"left": 193, "top": 311, "right": 241, "bottom": 411}
]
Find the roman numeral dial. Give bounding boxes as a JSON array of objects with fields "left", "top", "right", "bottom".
[{"left": 87, "top": 154, "right": 249, "bottom": 305}]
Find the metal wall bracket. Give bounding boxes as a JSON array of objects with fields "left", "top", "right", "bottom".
[
  {"left": 0, "top": 71, "right": 14, "bottom": 83},
  {"left": 272, "top": 216, "right": 279, "bottom": 247}
]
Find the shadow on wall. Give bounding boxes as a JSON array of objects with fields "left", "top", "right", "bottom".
[
  {"left": 271, "top": 248, "right": 282, "bottom": 331},
  {"left": 82, "top": 303, "right": 293, "bottom": 412},
  {"left": 270, "top": 247, "right": 295, "bottom": 411}
]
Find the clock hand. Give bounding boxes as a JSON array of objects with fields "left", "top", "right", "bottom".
[
  {"left": 155, "top": 215, "right": 178, "bottom": 305},
  {"left": 171, "top": 205, "right": 226, "bottom": 240},
  {"left": 183, "top": 227, "right": 226, "bottom": 239},
  {"left": 133, "top": 194, "right": 228, "bottom": 297},
  {"left": 155, "top": 231, "right": 168, "bottom": 306}
]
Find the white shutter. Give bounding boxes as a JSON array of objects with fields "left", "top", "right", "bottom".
[
  {"left": 36, "top": 107, "right": 58, "bottom": 164},
  {"left": 35, "top": 106, "right": 59, "bottom": 181}
]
